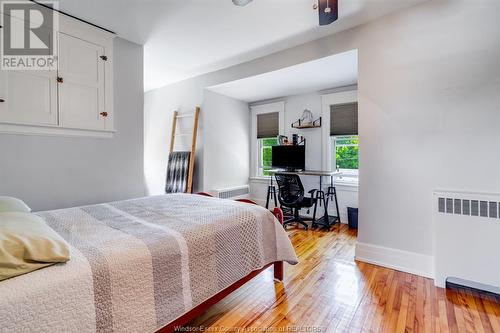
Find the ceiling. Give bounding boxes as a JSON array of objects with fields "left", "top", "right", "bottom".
[
  {"left": 57, "top": 0, "right": 426, "bottom": 91},
  {"left": 207, "top": 49, "right": 358, "bottom": 103}
]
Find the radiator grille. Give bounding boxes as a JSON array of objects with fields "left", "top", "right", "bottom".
[
  {"left": 438, "top": 196, "right": 500, "bottom": 219},
  {"left": 215, "top": 186, "right": 250, "bottom": 199}
]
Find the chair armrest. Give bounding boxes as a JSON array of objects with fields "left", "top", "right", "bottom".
[{"left": 308, "top": 189, "right": 317, "bottom": 199}]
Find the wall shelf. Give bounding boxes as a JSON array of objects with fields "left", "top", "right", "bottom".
[{"left": 291, "top": 117, "right": 322, "bottom": 129}]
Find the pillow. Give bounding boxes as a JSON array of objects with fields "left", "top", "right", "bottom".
[
  {"left": 0, "top": 212, "right": 70, "bottom": 281},
  {"left": 0, "top": 196, "right": 31, "bottom": 213}
]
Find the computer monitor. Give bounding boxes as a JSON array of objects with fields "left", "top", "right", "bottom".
[{"left": 271, "top": 145, "right": 305, "bottom": 171}]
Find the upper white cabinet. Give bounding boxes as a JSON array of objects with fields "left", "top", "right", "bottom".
[
  {"left": 0, "top": 7, "right": 115, "bottom": 137},
  {"left": 58, "top": 32, "right": 107, "bottom": 131},
  {"left": 0, "top": 69, "right": 58, "bottom": 126}
]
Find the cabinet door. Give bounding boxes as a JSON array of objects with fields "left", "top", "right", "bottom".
[
  {"left": 0, "top": 70, "right": 58, "bottom": 126},
  {"left": 58, "top": 32, "right": 106, "bottom": 130}
]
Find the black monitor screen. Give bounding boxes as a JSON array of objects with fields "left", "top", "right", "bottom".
[{"left": 272, "top": 145, "right": 305, "bottom": 170}]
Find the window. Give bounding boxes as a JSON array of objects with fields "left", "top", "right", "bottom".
[
  {"left": 333, "top": 135, "right": 359, "bottom": 172},
  {"left": 330, "top": 102, "right": 358, "bottom": 180},
  {"left": 251, "top": 102, "right": 283, "bottom": 178},
  {"left": 258, "top": 137, "right": 278, "bottom": 176}
]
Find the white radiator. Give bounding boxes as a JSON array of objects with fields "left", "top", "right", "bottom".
[
  {"left": 211, "top": 185, "right": 250, "bottom": 199},
  {"left": 434, "top": 190, "right": 500, "bottom": 293}
]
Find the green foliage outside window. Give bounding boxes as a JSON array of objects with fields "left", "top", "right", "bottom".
[
  {"left": 335, "top": 136, "right": 359, "bottom": 170},
  {"left": 260, "top": 138, "right": 278, "bottom": 176}
]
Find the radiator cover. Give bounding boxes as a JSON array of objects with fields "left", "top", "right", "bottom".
[
  {"left": 212, "top": 185, "right": 250, "bottom": 199},
  {"left": 434, "top": 190, "right": 500, "bottom": 294}
]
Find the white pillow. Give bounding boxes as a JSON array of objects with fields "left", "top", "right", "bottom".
[
  {"left": 0, "top": 212, "right": 70, "bottom": 281},
  {"left": 0, "top": 197, "right": 31, "bottom": 213}
]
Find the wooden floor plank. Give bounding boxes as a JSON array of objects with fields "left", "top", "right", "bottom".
[{"left": 188, "top": 224, "right": 500, "bottom": 333}]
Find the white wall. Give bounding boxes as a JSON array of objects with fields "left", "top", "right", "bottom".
[
  {"left": 144, "top": 0, "right": 500, "bottom": 278},
  {"left": 203, "top": 90, "right": 250, "bottom": 191},
  {"left": 144, "top": 78, "right": 207, "bottom": 194},
  {"left": 0, "top": 38, "right": 145, "bottom": 211},
  {"left": 249, "top": 91, "right": 359, "bottom": 222}
]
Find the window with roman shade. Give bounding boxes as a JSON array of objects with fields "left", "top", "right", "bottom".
[
  {"left": 330, "top": 102, "right": 358, "bottom": 136},
  {"left": 331, "top": 102, "right": 359, "bottom": 174},
  {"left": 257, "top": 112, "right": 279, "bottom": 139}
]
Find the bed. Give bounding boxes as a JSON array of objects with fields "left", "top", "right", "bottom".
[{"left": 0, "top": 193, "right": 298, "bottom": 333}]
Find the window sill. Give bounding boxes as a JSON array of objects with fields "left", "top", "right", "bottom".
[
  {"left": 335, "top": 179, "right": 359, "bottom": 188},
  {"left": 249, "top": 176, "right": 271, "bottom": 183}
]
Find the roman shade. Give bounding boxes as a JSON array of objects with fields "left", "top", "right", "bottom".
[
  {"left": 330, "top": 102, "right": 358, "bottom": 136},
  {"left": 257, "top": 112, "right": 279, "bottom": 138}
]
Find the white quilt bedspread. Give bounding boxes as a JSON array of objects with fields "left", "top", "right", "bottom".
[{"left": 0, "top": 194, "right": 298, "bottom": 333}]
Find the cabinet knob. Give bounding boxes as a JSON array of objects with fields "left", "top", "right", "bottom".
[
  {"left": 100, "top": 112, "right": 108, "bottom": 117},
  {"left": 57, "top": 77, "right": 63, "bottom": 83},
  {"left": 0, "top": 99, "right": 4, "bottom": 102}
]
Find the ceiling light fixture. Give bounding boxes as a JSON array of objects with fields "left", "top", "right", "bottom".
[
  {"left": 316, "top": 0, "right": 338, "bottom": 26},
  {"left": 232, "top": 0, "right": 253, "bottom": 6},
  {"left": 324, "top": 0, "right": 332, "bottom": 13}
]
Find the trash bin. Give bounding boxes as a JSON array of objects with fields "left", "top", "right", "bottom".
[{"left": 347, "top": 207, "right": 358, "bottom": 229}]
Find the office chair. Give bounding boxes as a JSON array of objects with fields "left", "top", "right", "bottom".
[{"left": 275, "top": 173, "right": 317, "bottom": 230}]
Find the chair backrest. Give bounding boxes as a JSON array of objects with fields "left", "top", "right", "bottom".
[{"left": 275, "top": 173, "right": 305, "bottom": 206}]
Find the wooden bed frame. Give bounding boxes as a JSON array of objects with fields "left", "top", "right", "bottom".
[{"left": 157, "top": 195, "right": 285, "bottom": 333}]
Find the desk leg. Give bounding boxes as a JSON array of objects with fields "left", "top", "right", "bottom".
[
  {"left": 322, "top": 189, "right": 329, "bottom": 226},
  {"left": 265, "top": 189, "right": 270, "bottom": 210},
  {"left": 265, "top": 177, "right": 272, "bottom": 209},
  {"left": 319, "top": 175, "right": 322, "bottom": 207},
  {"left": 273, "top": 186, "right": 278, "bottom": 208}
]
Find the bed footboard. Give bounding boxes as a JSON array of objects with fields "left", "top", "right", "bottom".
[{"left": 158, "top": 195, "right": 287, "bottom": 332}]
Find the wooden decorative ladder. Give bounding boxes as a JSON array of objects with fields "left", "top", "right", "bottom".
[{"left": 169, "top": 107, "right": 200, "bottom": 193}]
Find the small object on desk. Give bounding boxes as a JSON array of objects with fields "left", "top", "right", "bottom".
[{"left": 277, "top": 135, "right": 288, "bottom": 146}]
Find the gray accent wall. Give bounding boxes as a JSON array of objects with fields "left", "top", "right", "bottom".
[{"left": 0, "top": 38, "right": 145, "bottom": 211}]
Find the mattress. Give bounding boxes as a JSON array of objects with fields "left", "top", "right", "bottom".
[{"left": 0, "top": 194, "right": 298, "bottom": 333}]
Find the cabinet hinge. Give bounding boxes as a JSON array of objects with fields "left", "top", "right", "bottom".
[
  {"left": 100, "top": 55, "right": 108, "bottom": 61},
  {"left": 57, "top": 77, "right": 63, "bottom": 83}
]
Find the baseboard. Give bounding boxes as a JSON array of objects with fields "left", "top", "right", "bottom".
[{"left": 355, "top": 242, "right": 435, "bottom": 279}]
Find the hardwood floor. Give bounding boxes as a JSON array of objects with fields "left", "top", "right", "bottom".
[{"left": 187, "top": 224, "right": 500, "bottom": 333}]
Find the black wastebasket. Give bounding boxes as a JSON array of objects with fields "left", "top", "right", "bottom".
[{"left": 347, "top": 207, "right": 358, "bottom": 229}]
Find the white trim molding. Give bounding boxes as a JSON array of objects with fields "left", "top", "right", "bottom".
[
  {"left": 355, "top": 242, "right": 435, "bottom": 279},
  {"left": 320, "top": 90, "right": 358, "bottom": 171}
]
